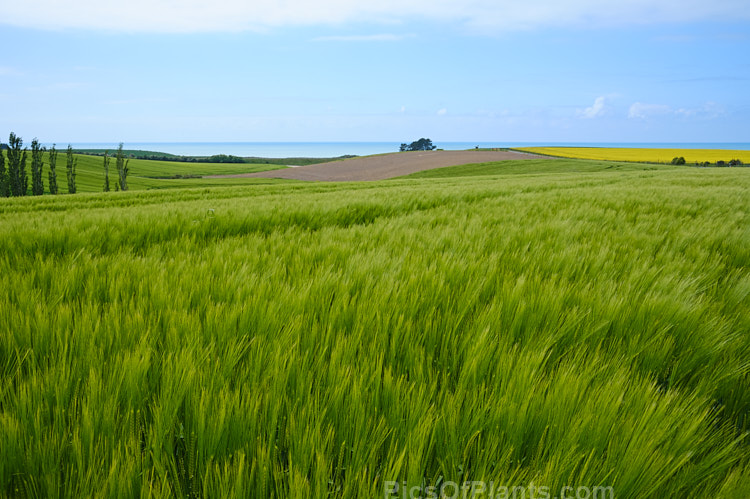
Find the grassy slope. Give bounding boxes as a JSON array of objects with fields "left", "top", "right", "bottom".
[
  {"left": 40, "top": 152, "right": 290, "bottom": 193},
  {"left": 399, "top": 158, "right": 679, "bottom": 178},
  {"left": 74, "top": 149, "right": 181, "bottom": 158},
  {"left": 75, "top": 149, "right": 351, "bottom": 166},
  {"left": 1, "top": 162, "right": 749, "bottom": 497}
]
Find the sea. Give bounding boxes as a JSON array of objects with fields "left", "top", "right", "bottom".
[{"left": 57, "top": 142, "right": 750, "bottom": 158}]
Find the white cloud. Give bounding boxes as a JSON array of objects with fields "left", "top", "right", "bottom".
[
  {"left": 437, "top": 108, "right": 448, "bottom": 116},
  {"left": 628, "top": 102, "right": 672, "bottom": 119},
  {"left": 675, "top": 108, "right": 696, "bottom": 117},
  {"left": 0, "top": 66, "right": 22, "bottom": 76},
  {"left": 579, "top": 96, "right": 606, "bottom": 119},
  {"left": 676, "top": 101, "right": 725, "bottom": 119},
  {"left": 1, "top": 0, "right": 748, "bottom": 33},
  {"left": 629, "top": 101, "right": 725, "bottom": 120}
]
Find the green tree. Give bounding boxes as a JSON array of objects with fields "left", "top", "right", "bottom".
[
  {"left": 400, "top": 138, "right": 437, "bottom": 152},
  {"left": 48, "top": 144, "right": 59, "bottom": 194},
  {"left": 116, "top": 143, "right": 129, "bottom": 191},
  {"left": 31, "top": 138, "right": 45, "bottom": 195},
  {"left": 66, "top": 145, "right": 77, "bottom": 194},
  {"left": 103, "top": 151, "right": 110, "bottom": 192},
  {"left": 0, "top": 147, "right": 7, "bottom": 197},
  {"left": 7, "top": 132, "right": 28, "bottom": 196}
]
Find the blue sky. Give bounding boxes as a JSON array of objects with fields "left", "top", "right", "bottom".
[{"left": 1, "top": 0, "right": 749, "bottom": 143}]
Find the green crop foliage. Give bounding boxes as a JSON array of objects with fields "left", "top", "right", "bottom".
[{"left": 1, "top": 161, "right": 749, "bottom": 498}]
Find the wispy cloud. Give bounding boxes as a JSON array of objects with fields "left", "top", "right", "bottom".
[
  {"left": 313, "top": 33, "right": 415, "bottom": 42},
  {"left": 666, "top": 76, "right": 750, "bottom": 83},
  {"left": 26, "top": 81, "right": 88, "bottom": 93},
  {"left": 437, "top": 108, "right": 447, "bottom": 116},
  {"left": 579, "top": 96, "right": 607, "bottom": 119},
  {"left": 676, "top": 102, "right": 726, "bottom": 119},
  {"left": 105, "top": 97, "right": 171, "bottom": 106},
  {"left": 2, "top": 0, "right": 749, "bottom": 33},
  {"left": 0, "top": 66, "right": 22, "bottom": 76},
  {"left": 628, "top": 102, "right": 672, "bottom": 119},
  {"left": 628, "top": 101, "right": 725, "bottom": 120}
]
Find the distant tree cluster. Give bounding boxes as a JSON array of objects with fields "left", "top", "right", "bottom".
[
  {"left": 204, "top": 154, "right": 246, "bottom": 163},
  {"left": 400, "top": 138, "right": 437, "bottom": 152},
  {"left": 672, "top": 156, "right": 746, "bottom": 167},
  {"left": 72, "top": 151, "right": 355, "bottom": 165},
  {"left": 0, "top": 132, "right": 129, "bottom": 197},
  {"left": 76, "top": 151, "right": 248, "bottom": 163},
  {"left": 714, "top": 159, "right": 744, "bottom": 167},
  {"left": 694, "top": 159, "right": 745, "bottom": 167}
]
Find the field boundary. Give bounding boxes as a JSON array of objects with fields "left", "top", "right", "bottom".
[
  {"left": 214, "top": 150, "right": 552, "bottom": 181},
  {"left": 516, "top": 146, "right": 750, "bottom": 166}
]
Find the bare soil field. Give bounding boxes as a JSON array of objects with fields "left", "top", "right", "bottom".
[{"left": 205, "top": 150, "right": 550, "bottom": 181}]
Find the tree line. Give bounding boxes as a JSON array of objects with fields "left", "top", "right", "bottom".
[
  {"left": 0, "top": 133, "right": 129, "bottom": 197},
  {"left": 671, "top": 156, "right": 746, "bottom": 167}
]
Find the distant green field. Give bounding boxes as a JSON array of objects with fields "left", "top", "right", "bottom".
[
  {"left": 1, "top": 160, "right": 749, "bottom": 497},
  {"left": 31, "top": 152, "right": 290, "bottom": 193},
  {"left": 74, "top": 149, "right": 350, "bottom": 166},
  {"left": 400, "top": 158, "right": 678, "bottom": 178},
  {"left": 74, "top": 149, "right": 182, "bottom": 159}
]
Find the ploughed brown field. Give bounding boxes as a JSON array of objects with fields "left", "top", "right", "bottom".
[{"left": 206, "top": 149, "right": 550, "bottom": 181}]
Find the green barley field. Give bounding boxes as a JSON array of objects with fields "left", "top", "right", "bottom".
[{"left": 1, "top": 159, "right": 749, "bottom": 498}]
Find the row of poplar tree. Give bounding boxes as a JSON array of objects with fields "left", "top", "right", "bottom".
[{"left": 0, "top": 132, "right": 129, "bottom": 197}]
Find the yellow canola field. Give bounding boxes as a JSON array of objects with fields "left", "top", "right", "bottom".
[{"left": 518, "top": 147, "right": 750, "bottom": 164}]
